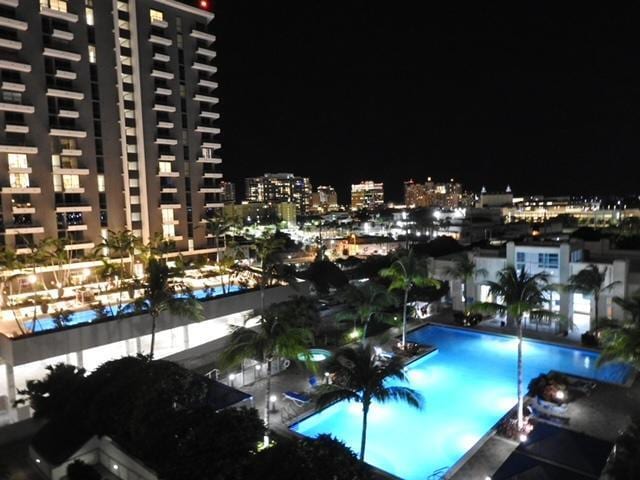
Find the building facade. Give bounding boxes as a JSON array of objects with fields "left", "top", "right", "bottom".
[
  {"left": 351, "top": 180, "right": 383, "bottom": 210},
  {"left": 219, "top": 180, "right": 235, "bottom": 204},
  {"left": 244, "top": 172, "right": 312, "bottom": 214},
  {"left": 310, "top": 184, "right": 338, "bottom": 213},
  {"left": 404, "top": 178, "right": 465, "bottom": 209},
  {"left": 0, "top": 0, "right": 222, "bottom": 257}
]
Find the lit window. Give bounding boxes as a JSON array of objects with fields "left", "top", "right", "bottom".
[
  {"left": 127, "top": 161, "right": 138, "bottom": 170},
  {"left": 130, "top": 196, "right": 140, "bottom": 204},
  {"left": 86, "top": 7, "right": 94, "bottom": 25},
  {"left": 62, "top": 175, "right": 80, "bottom": 190},
  {"left": 88, "top": 45, "right": 96, "bottom": 63},
  {"left": 131, "top": 212, "right": 141, "bottom": 222},
  {"left": 125, "top": 127, "right": 136, "bottom": 136},
  {"left": 126, "top": 144, "right": 137, "bottom": 153},
  {"left": 150, "top": 9, "right": 164, "bottom": 23},
  {"left": 97, "top": 174, "right": 105, "bottom": 192},
  {"left": 8, "top": 154, "right": 28, "bottom": 169},
  {"left": 162, "top": 224, "right": 175, "bottom": 237},
  {"left": 41, "top": 0, "right": 67, "bottom": 13},
  {"left": 159, "top": 162, "right": 172, "bottom": 173},
  {"left": 10, "top": 173, "right": 30, "bottom": 188},
  {"left": 117, "top": 1, "right": 128, "bottom": 12},
  {"left": 161, "top": 209, "right": 174, "bottom": 223}
]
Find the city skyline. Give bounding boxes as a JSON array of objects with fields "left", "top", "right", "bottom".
[{"left": 214, "top": 2, "right": 639, "bottom": 203}]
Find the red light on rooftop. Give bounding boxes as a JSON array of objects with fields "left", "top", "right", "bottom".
[{"left": 199, "top": 0, "right": 208, "bottom": 8}]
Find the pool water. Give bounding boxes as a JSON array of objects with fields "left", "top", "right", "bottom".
[
  {"left": 291, "top": 325, "right": 632, "bottom": 480},
  {"left": 30, "top": 285, "right": 242, "bottom": 333}
]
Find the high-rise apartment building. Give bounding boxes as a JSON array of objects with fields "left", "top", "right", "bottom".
[
  {"left": 219, "top": 180, "right": 235, "bottom": 204},
  {"left": 351, "top": 180, "right": 384, "bottom": 210},
  {"left": 310, "top": 185, "right": 338, "bottom": 213},
  {"left": 404, "top": 178, "right": 464, "bottom": 209},
  {"left": 0, "top": 0, "right": 222, "bottom": 257},
  {"left": 244, "top": 173, "right": 312, "bottom": 214}
]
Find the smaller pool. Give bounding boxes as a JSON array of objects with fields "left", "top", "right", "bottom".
[{"left": 299, "top": 348, "right": 332, "bottom": 362}]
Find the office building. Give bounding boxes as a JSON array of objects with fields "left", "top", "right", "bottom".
[
  {"left": 244, "top": 172, "right": 312, "bottom": 214},
  {"left": 0, "top": 0, "right": 222, "bottom": 256},
  {"left": 219, "top": 180, "right": 235, "bottom": 204},
  {"left": 310, "top": 184, "right": 338, "bottom": 213},
  {"left": 404, "top": 178, "right": 465, "bottom": 209},
  {"left": 351, "top": 180, "right": 383, "bottom": 210}
]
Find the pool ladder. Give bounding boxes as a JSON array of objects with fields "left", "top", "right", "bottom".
[{"left": 427, "top": 466, "right": 449, "bottom": 480}]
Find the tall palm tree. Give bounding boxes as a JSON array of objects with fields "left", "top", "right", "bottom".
[
  {"left": 472, "top": 266, "right": 555, "bottom": 430},
  {"left": 201, "top": 213, "right": 231, "bottom": 262},
  {"left": 443, "top": 254, "right": 487, "bottom": 312},
  {"left": 250, "top": 232, "right": 293, "bottom": 316},
  {"left": 379, "top": 250, "right": 439, "bottom": 347},
  {"left": 613, "top": 290, "right": 640, "bottom": 325},
  {"left": 220, "top": 307, "right": 313, "bottom": 447},
  {"left": 40, "top": 237, "right": 72, "bottom": 299},
  {"left": 336, "top": 283, "right": 395, "bottom": 343},
  {"left": 137, "top": 257, "right": 203, "bottom": 359},
  {"left": 315, "top": 344, "right": 423, "bottom": 461},
  {"left": 95, "top": 229, "right": 141, "bottom": 279},
  {"left": 566, "top": 264, "right": 620, "bottom": 333}
]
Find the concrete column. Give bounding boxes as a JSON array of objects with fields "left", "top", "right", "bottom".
[
  {"left": 183, "top": 325, "right": 190, "bottom": 350},
  {"left": 451, "top": 280, "right": 464, "bottom": 311},
  {"left": 76, "top": 350, "right": 84, "bottom": 369},
  {"left": 612, "top": 260, "right": 629, "bottom": 322},
  {"left": 136, "top": 337, "right": 142, "bottom": 354},
  {"left": 5, "top": 363, "right": 16, "bottom": 423},
  {"left": 559, "top": 243, "right": 571, "bottom": 326},
  {"left": 506, "top": 242, "right": 515, "bottom": 266}
]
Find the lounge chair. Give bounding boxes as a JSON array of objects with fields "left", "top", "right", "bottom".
[{"left": 283, "top": 391, "right": 311, "bottom": 407}]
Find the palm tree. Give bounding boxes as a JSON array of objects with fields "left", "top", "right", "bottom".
[
  {"left": 137, "top": 257, "right": 204, "bottom": 359},
  {"left": 443, "top": 253, "right": 487, "bottom": 312},
  {"left": 613, "top": 290, "right": 640, "bottom": 325},
  {"left": 379, "top": 250, "right": 439, "bottom": 347},
  {"left": 249, "top": 232, "right": 293, "bottom": 316},
  {"left": 598, "top": 322, "right": 640, "bottom": 369},
  {"left": 566, "top": 264, "right": 620, "bottom": 333},
  {"left": 201, "top": 213, "right": 231, "bottom": 262},
  {"left": 472, "top": 266, "right": 555, "bottom": 430},
  {"left": 220, "top": 307, "right": 314, "bottom": 447},
  {"left": 95, "top": 229, "right": 141, "bottom": 279},
  {"left": 336, "top": 283, "right": 395, "bottom": 343},
  {"left": 315, "top": 344, "right": 423, "bottom": 461},
  {"left": 40, "top": 237, "right": 72, "bottom": 299}
]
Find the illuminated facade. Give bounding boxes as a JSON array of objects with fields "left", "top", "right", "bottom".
[
  {"left": 351, "top": 180, "right": 383, "bottom": 210},
  {"left": 404, "top": 178, "right": 465, "bottom": 208},
  {"left": 244, "top": 172, "right": 312, "bottom": 214}
]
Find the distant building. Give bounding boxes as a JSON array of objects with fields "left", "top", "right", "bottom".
[
  {"left": 478, "top": 186, "right": 514, "bottom": 208},
  {"left": 351, "top": 181, "right": 384, "bottom": 210},
  {"left": 220, "top": 181, "right": 236, "bottom": 204},
  {"left": 311, "top": 185, "right": 339, "bottom": 213},
  {"left": 244, "top": 173, "right": 312, "bottom": 214},
  {"left": 276, "top": 202, "right": 297, "bottom": 227},
  {"left": 404, "top": 178, "right": 465, "bottom": 209}
]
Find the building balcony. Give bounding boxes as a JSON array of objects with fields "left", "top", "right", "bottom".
[
  {"left": 198, "top": 79, "right": 218, "bottom": 89},
  {"left": 40, "top": 7, "right": 79, "bottom": 23},
  {"left": 196, "top": 125, "right": 220, "bottom": 134},
  {"left": 12, "top": 206, "right": 35, "bottom": 214},
  {"left": 199, "top": 111, "right": 220, "bottom": 120},
  {"left": 197, "top": 156, "right": 222, "bottom": 164},
  {"left": 203, "top": 172, "right": 223, "bottom": 179},
  {"left": 149, "top": 34, "right": 171, "bottom": 46},
  {"left": 204, "top": 202, "right": 224, "bottom": 209},
  {"left": 0, "top": 0, "right": 19, "bottom": 7},
  {"left": 55, "top": 69, "right": 76, "bottom": 80},
  {"left": 153, "top": 104, "right": 176, "bottom": 113},
  {"left": 159, "top": 154, "right": 175, "bottom": 161},
  {"left": 0, "top": 15, "right": 27, "bottom": 31},
  {"left": 199, "top": 187, "right": 223, "bottom": 194},
  {"left": 194, "top": 94, "right": 219, "bottom": 104},
  {"left": 4, "top": 225, "right": 44, "bottom": 235},
  {"left": 158, "top": 170, "right": 180, "bottom": 177},
  {"left": 0, "top": 102, "right": 34, "bottom": 113},
  {"left": 43, "top": 47, "right": 81, "bottom": 62},
  {"left": 60, "top": 187, "right": 84, "bottom": 194},
  {"left": 155, "top": 138, "right": 177, "bottom": 145},
  {"left": 46, "top": 88, "right": 84, "bottom": 100},
  {"left": 55, "top": 204, "right": 92, "bottom": 213},
  {"left": 0, "top": 38, "right": 21, "bottom": 50},
  {"left": 51, "top": 28, "right": 73, "bottom": 41},
  {"left": 58, "top": 109, "right": 79, "bottom": 118},
  {"left": 151, "top": 69, "right": 174, "bottom": 80},
  {"left": 155, "top": 87, "right": 172, "bottom": 96},
  {"left": 1, "top": 186, "right": 41, "bottom": 194},
  {"left": 151, "top": 19, "right": 168, "bottom": 29},
  {"left": 1, "top": 81, "right": 24, "bottom": 92},
  {"left": 190, "top": 30, "right": 216, "bottom": 43},
  {"left": 159, "top": 202, "right": 181, "bottom": 209},
  {"left": 7, "top": 165, "right": 31, "bottom": 173},
  {"left": 157, "top": 121, "right": 174, "bottom": 129},
  {"left": 0, "top": 59, "right": 30, "bottom": 72},
  {"left": 193, "top": 62, "right": 217, "bottom": 74},
  {"left": 60, "top": 148, "right": 82, "bottom": 156},
  {"left": 0, "top": 144, "right": 37, "bottom": 154},
  {"left": 201, "top": 142, "right": 221, "bottom": 150},
  {"left": 196, "top": 47, "right": 216, "bottom": 58},
  {"left": 153, "top": 52, "right": 170, "bottom": 62},
  {"left": 52, "top": 167, "right": 90, "bottom": 175},
  {"left": 65, "top": 224, "right": 87, "bottom": 231},
  {"left": 64, "top": 242, "right": 95, "bottom": 251},
  {"left": 50, "top": 128, "right": 87, "bottom": 138},
  {"left": 5, "top": 124, "right": 28, "bottom": 133}
]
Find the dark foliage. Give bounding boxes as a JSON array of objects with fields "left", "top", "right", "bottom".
[
  {"left": 413, "top": 236, "right": 464, "bottom": 258},
  {"left": 570, "top": 227, "right": 605, "bottom": 241},
  {"left": 246, "top": 434, "right": 372, "bottom": 480},
  {"left": 602, "top": 418, "right": 640, "bottom": 479},
  {"left": 351, "top": 255, "right": 393, "bottom": 279},
  {"left": 299, "top": 260, "right": 349, "bottom": 294}
]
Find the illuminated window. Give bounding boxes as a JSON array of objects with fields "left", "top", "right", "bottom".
[
  {"left": 117, "top": 1, "right": 128, "bottom": 12},
  {"left": 127, "top": 161, "right": 138, "bottom": 170},
  {"left": 125, "top": 127, "right": 136, "bottom": 136},
  {"left": 10, "top": 173, "right": 30, "bottom": 188},
  {"left": 159, "top": 162, "right": 171, "bottom": 173},
  {"left": 161, "top": 209, "right": 174, "bottom": 223},
  {"left": 129, "top": 178, "right": 139, "bottom": 187},
  {"left": 131, "top": 212, "right": 141, "bottom": 222},
  {"left": 150, "top": 9, "right": 164, "bottom": 23},
  {"left": 86, "top": 6, "right": 94, "bottom": 25},
  {"left": 162, "top": 224, "right": 175, "bottom": 237},
  {"left": 62, "top": 175, "right": 80, "bottom": 190},
  {"left": 59, "top": 138, "right": 77, "bottom": 150},
  {"left": 88, "top": 45, "right": 96, "bottom": 63},
  {"left": 41, "top": 0, "right": 67, "bottom": 13},
  {"left": 97, "top": 174, "right": 105, "bottom": 192},
  {"left": 130, "top": 196, "right": 140, "bottom": 204},
  {"left": 8, "top": 154, "right": 28, "bottom": 169}
]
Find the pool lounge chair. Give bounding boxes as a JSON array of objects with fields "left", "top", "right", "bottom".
[
  {"left": 283, "top": 391, "right": 311, "bottom": 407},
  {"left": 534, "top": 396, "right": 568, "bottom": 414}
]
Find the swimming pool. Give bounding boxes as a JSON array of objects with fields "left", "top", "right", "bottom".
[
  {"left": 30, "top": 285, "right": 243, "bottom": 333},
  {"left": 291, "top": 325, "right": 632, "bottom": 480}
]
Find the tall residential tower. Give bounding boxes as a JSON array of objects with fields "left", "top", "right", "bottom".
[{"left": 0, "top": 0, "right": 222, "bottom": 257}]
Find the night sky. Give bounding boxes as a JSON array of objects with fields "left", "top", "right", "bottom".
[{"left": 212, "top": 2, "right": 639, "bottom": 204}]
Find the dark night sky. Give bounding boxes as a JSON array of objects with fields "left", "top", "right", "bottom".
[{"left": 211, "top": 1, "right": 639, "bottom": 204}]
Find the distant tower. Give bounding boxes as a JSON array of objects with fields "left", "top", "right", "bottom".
[
  {"left": 506, "top": 185, "right": 512, "bottom": 193},
  {"left": 481, "top": 186, "right": 487, "bottom": 194}
]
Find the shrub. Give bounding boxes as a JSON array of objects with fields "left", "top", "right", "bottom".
[{"left": 67, "top": 460, "right": 102, "bottom": 480}]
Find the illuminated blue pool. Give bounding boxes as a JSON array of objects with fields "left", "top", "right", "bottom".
[
  {"left": 30, "top": 285, "right": 242, "bottom": 332},
  {"left": 291, "top": 325, "right": 632, "bottom": 480}
]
